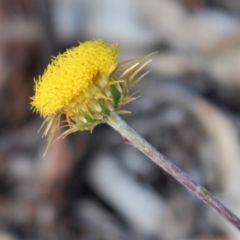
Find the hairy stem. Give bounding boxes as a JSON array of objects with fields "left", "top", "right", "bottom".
[{"left": 107, "top": 112, "right": 240, "bottom": 230}]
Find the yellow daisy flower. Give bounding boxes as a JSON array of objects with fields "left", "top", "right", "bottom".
[{"left": 31, "top": 39, "right": 152, "bottom": 149}]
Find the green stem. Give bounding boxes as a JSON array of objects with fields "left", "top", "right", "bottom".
[{"left": 107, "top": 112, "right": 240, "bottom": 230}]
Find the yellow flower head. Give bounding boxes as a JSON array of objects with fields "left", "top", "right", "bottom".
[
  {"left": 32, "top": 40, "right": 119, "bottom": 117},
  {"left": 31, "top": 39, "right": 152, "bottom": 152}
]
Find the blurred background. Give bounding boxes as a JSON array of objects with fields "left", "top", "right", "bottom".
[{"left": 0, "top": 0, "right": 240, "bottom": 239}]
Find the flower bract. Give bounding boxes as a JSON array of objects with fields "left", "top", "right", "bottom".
[{"left": 31, "top": 39, "right": 152, "bottom": 152}]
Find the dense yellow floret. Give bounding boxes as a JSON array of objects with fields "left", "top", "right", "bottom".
[
  {"left": 31, "top": 40, "right": 119, "bottom": 117},
  {"left": 31, "top": 39, "right": 152, "bottom": 156}
]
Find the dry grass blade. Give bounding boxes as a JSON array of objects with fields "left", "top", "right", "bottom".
[
  {"left": 116, "top": 52, "right": 157, "bottom": 69},
  {"left": 130, "top": 90, "right": 140, "bottom": 97},
  {"left": 122, "top": 97, "right": 136, "bottom": 105},
  {"left": 128, "top": 59, "right": 152, "bottom": 83},
  {"left": 95, "top": 92, "right": 111, "bottom": 100},
  {"left": 107, "top": 80, "right": 124, "bottom": 86},
  {"left": 42, "top": 115, "right": 60, "bottom": 137},
  {"left": 60, "top": 127, "right": 79, "bottom": 139},
  {"left": 116, "top": 110, "right": 132, "bottom": 114},
  {"left": 83, "top": 102, "right": 93, "bottom": 118},
  {"left": 130, "top": 71, "right": 150, "bottom": 90},
  {"left": 119, "top": 62, "right": 139, "bottom": 79},
  {"left": 38, "top": 116, "right": 52, "bottom": 134}
]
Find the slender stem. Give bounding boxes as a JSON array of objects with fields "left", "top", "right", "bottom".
[{"left": 107, "top": 112, "right": 240, "bottom": 230}]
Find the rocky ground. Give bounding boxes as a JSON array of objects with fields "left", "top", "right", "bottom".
[{"left": 0, "top": 0, "right": 240, "bottom": 239}]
